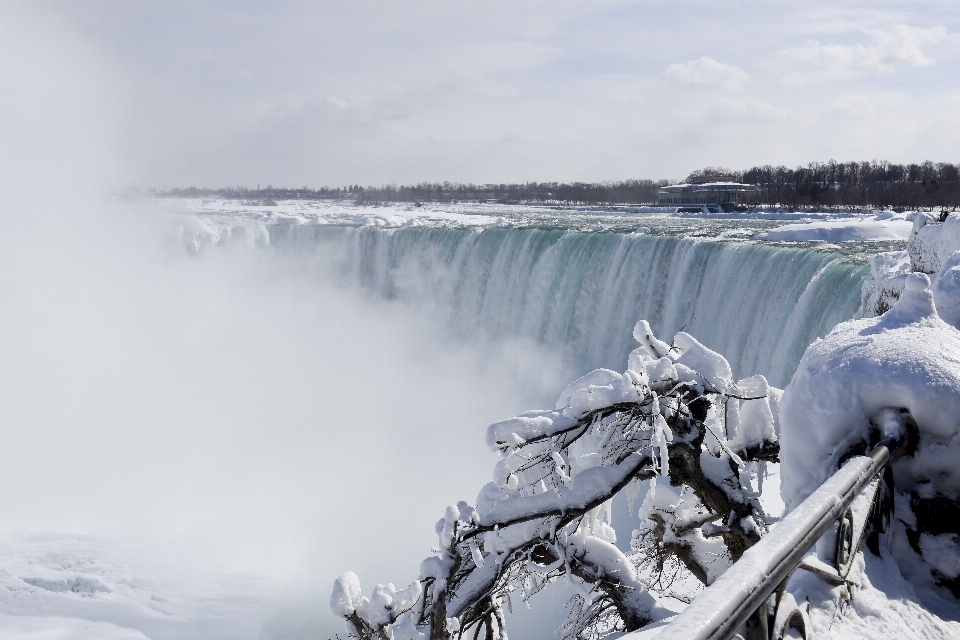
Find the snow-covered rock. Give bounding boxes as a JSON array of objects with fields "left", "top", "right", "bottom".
[
  {"left": 860, "top": 250, "right": 912, "bottom": 318},
  {"left": 864, "top": 212, "right": 960, "bottom": 327},
  {"left": 908, "top": 213, "right": 960, "bottom": 275}
]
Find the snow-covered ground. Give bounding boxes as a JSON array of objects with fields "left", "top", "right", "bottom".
[{"left": 0, "top": 535, "right": 284, "bottom": 640}]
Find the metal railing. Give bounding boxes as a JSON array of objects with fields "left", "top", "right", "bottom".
[{"left": 653, "top": 418, "right": 908, "bottom": 640}]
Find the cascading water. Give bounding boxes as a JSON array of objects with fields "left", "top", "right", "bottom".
[{"left": 267, "top": 224, "right": 867, "bottom": 388}]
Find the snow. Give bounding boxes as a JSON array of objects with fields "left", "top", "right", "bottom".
[
  {"left": 781, "top": 272, "right": 960, "bottom": 508},
  {"left": 0, "top": 535, "right": 278, "bottom": 640},
  {"left": 652, "top": 452, "right": 881, "bottom": 640},
  {"left": 860, "top": 249, "right": 913, "bottom": 317},
  {"left": 763, "top": 215, "right": 914, "bottom": 242},
  {"left": 862, "top": 213, "right": 960, "bottom": 326},
  {"left": 932, "top": 251, "right": 960, "bottom": 327},
  {"left": 918, "top": 534, "right": 960, "bottom": 580},
  {"left": 0, "top": 614, "right": 149, "bottom": 640},
  {"left": 478, "top": 461, "right": 646, "bottom": 528},
  {"left": 910, "top": 215, "right": 960, "bottom": 329},
  {"left": 330, "top": 572, "right": 363, "bottom": 617},
  {"left": 785, "top": 548, "right": 960, "bottom": 640},
  {"left": 909, "top": 213, "right": 960, "bottom": 275},
  {"left": 778, "top": 269, "right": 960, "bottom": 632}
]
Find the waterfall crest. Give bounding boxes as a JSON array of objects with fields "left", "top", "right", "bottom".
[{"left": 266, "top": 225, "right": 866, "bottom": 388}]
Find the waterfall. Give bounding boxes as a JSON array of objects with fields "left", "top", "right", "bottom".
[{"left": 266, "top": 225, "right": 867, "bottom": 388}]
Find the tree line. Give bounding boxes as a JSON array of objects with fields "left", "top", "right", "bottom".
[
  {"left": 159, "top": 159, "right": 960, "bottom": 208},
  {"left": 158, "top": 179, "right": 670, "bottom": 206},
  {"left": 709, "top": 160, "right": 959, "bottom": 209}
]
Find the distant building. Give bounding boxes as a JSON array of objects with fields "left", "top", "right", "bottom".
[{"left": 657, "top": 176, "right": 754, "bottom": 212}]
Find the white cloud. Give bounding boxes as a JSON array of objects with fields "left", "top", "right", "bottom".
[
  {"left": 866, "top": 24, "right": 949, "bottom": 67},
  {"left": 662, "top": 56, "right": 748, "bottom": 90},
  {"left": 831, "top": 95, "right": 876, "bottom": 118},
  {"left": 776, "top": 25, "right": 956, "bottom": 80}
]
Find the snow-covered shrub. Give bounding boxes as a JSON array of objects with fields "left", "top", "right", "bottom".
[
  {"left": 783, "top": 272, "right": 960, "bottom": 597},
  {"left": 331, "top": 321, "right": 782, "bottom": 640}
]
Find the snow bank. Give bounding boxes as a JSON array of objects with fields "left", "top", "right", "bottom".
[
  {"left": 781, "top": 272, "right": 960, "bottom": 594},
  {"left": 764, "top": 215, "right": 914, "bottom": 243}
]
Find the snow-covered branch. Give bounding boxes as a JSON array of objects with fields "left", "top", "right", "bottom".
[{"left": 331, "top": 321, "right": 783, "bottom": 640}]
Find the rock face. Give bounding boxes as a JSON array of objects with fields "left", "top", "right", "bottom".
[{"left": 785, "top": 272, "right": 960, "bottom": 596}]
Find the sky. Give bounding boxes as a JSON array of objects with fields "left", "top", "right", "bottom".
[{"left": 3, "top": 0, "right": 960, "bottom": 190}]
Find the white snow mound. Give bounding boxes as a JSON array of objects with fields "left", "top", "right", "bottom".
[
  {"left": 765, "top": 217, "right": 913, "bottom": 243},
  {"left": 781, "top": 272, "right": 960, "bottom": 509}
]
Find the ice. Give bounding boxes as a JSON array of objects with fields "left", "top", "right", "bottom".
[{"left": 0, "top": 614, "right": 150, "bottom": 639}]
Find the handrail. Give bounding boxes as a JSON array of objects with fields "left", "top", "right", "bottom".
[{"left": 653, "top": 433, "right": 904, "bottom": 640}]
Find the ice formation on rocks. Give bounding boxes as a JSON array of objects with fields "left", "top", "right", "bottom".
[{"left": 864, "top": 211, "right": 960, "bottom": 327}]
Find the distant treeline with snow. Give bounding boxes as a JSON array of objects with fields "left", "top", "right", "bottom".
[
  {"left": 160, "top": 159, "right": 960, "bottom": 208},
  {"left": 159, "top": 180, "right": 672, "bottom": 206},
  {"left": 733, "top": 160, "right": 960, "bottom": 209}
]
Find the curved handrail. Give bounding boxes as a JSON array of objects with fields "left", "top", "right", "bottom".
[{"left": 652, "top": 433, "right": 904, "bottom": 640}]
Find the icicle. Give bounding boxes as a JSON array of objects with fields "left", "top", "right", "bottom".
[
  {"left": 625, "top": 477, "right": 642, "bottom": 516},
  {"left": 649, "top": 476, "right": 657, "bottom": 501},
  {"left": 655, "top": 414, "right": 670, "bottom": 478}
]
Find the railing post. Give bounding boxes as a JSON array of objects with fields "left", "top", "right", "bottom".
[{"left": 743, "top": 602, "right": 768, "bottom": 640}]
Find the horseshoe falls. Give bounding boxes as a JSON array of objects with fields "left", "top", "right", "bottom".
[
  {"left": 266, "top": 224, "right": 866, "bottom": 388},
  {"left": 1, "top": 197, "right": 881, "bottom": 640}
]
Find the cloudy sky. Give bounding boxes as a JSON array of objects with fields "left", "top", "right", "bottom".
[{"left": 3, "top": 0, "right": 959, "bottom": 189}]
